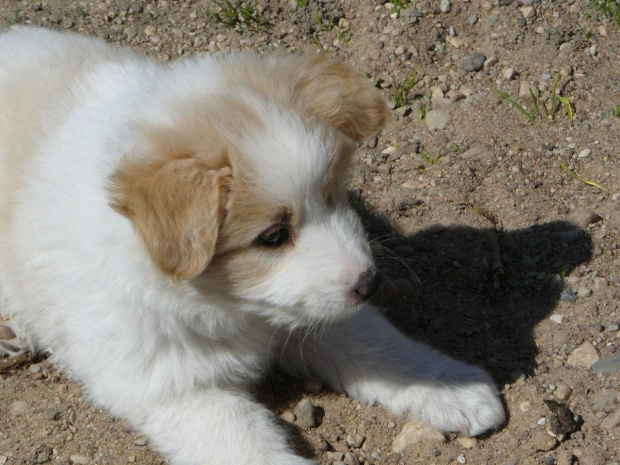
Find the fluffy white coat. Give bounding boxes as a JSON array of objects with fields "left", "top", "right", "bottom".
[{"left": 0, "top": 28, "right": 504, "bottom": 465}]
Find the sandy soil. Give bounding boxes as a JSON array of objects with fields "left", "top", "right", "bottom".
[{"left": 1, "top": 1, "right": 619, "bottom": 464}]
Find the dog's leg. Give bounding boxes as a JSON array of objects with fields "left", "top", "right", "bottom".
[
  {"left": 281, "top": 306, "right": 505, "bottom": 436},
  {"left": 129, "top": 387, "right": 317, "bottom": 465},
  {"left": 0, "top": 312, "right": 32, "bottom": 356}
]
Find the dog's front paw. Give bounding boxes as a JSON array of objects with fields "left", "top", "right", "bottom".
[
  {"left": 393, "top": 367, "right": 505, "bottom": 437},
  {"left": 440, "top": 379, "right": 505, "bottom": 437}
]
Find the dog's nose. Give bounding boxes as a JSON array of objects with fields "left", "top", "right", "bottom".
[{"left": 351, "top": 269, "right": 381, "bottom": 303}]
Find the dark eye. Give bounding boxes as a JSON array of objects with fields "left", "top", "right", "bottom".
[{"left": 256, "top": 226, "right": 290, "bottom": 248}]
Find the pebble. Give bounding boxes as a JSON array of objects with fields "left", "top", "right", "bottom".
[
  {"left": 601, "top": 409, "right": 620, "bottom": 429},
  {"left": 577, "top": 148, "right": 591, "bottom": 158},
  {"left": 326, "top": 452, "right": 345, "bottom": 462},
  {"left": 70, "top": 455, "right": 90, "bottom": 465},
  {"left": 566, "top": 342, "right": 600, "bottom": 368},
  {"left": 591, "top": 352, "right": 620, "bottom": 374},
  {"left": 520, "top": 6, "right": 535, "bottom": 18},
  {"left": 346, "top": 434, "right": 365, "bottom": 448},
  {"left": 559, "top": 287, "right": 577, "bottom": 302},
  {"left": 519, "top": 81, "right": 539, "bottom": 98},
  {"left": 576, "top": 287, "right": 592, "bottom": 298},
  {"left": 11, "top": 401, "right": 28, "bottom": 416},
  {"left": 392, "top": 422, "right": 445, "bottom": 453},
  {"left": 425, "top": 109, "right": 451, "bottom": 130},
  {"left": 134, "top": 436, "right": 149, "bottom": 446},
  {"left": 468, "top": 15, "right": 478, "bottom": 26},
  {"left": 464, "top": 53, "right": 486, "bottom": 72},
  {"left": 440, "top": 0, "right": 451, "bottom": 13},
  {"left": 503, "top": 67, "right": 517, "bottom": 80},
  {"left": 29, "top": 363, "right": 42, "bottom": 374},
  {"left": 457, "top": 454, "right": 467, "bottom": 464},
  {"left": 554, "top": 383, "right": 572, "bottom": 401},
  {"left": 568, "top": 209, "right": 602, "bottom": 228},
  {"left": 343, "top": 452, "right": 360, "bottom": 465},
  {"left": 294, "top": 398, "right": 318, "bottom": 428},
  {"left": 456, "top": 437, "right": 477, "bottom": 449},
  {"left": 550, "top": 314, "right": 564, "bottom": 324}
]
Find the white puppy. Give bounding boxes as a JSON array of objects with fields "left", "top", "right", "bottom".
[{"left": 0, "top": 28, "right": 504, "bottom": 465}]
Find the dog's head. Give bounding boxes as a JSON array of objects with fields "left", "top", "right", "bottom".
[{"left": 109, "top": 54, "right": 390, "bottom": 326}]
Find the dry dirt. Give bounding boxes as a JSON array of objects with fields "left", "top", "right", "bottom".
[{"left": 1, "top": 1, "right": 619, "bottom": 464}]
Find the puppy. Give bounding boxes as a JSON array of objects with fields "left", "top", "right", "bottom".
[{"left": 0, "top": 28, "right": 504, "bottom": 465}]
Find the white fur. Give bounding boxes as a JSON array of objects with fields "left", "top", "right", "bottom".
[{"left": 0, "top": 28, "right": 504, "bottom": 465}]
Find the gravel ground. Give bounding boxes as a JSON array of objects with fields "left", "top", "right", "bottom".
[{"left": 1, "top": 1, "right": 620, "bottom": 464}]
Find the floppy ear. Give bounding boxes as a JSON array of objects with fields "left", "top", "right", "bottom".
[
  {"left": 109, "top": 155, "right": 232, "bottom": 280},
  {"left": 292, "top": 55, "right": 391, "bottom": 142}
]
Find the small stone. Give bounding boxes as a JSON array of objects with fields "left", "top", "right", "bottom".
[
  {"left": 294, "top": 398, "right": 317, "bottom": 428},
  {"left": 568, "top": 209, "right": 602, "bottom": 228},
  {"left": 601, "top": 409, "right": 620, "bottom": 429},
  {"left": 11, "top": 401, "right": 28, "bottom": 416},
  {"left": 346, "top": 434, "right": 365, "bottom": 448},
  {"left": 143, "top": 25, "right": 156, "bottom": 36},
  {"left": 134, "top": 436, "right": 149, "bottom": 446},
  {"left": 425, "top": 109, "right": 451, "bottom": 130},
  {"left": 550, "top": 314, "right": 564, "bottom": 324},
  {"left": 520, "top": 6, "right": 535, "bottom": 18},
  {"left": 464, "top": 53, "right": 486, "bottom": 72},
  {"left": 566, "top": 342, "right": 600, "bottom": 368},
  {"left": 457, "top": 454, "right": 467, "bottom": 464},
  {"left": 440, "top": 0, "right": 451, "bottom": 13},
  {"left": 519, "top": 81, "right": 539, "bottom": 98},
  {"left": 343, "top": 452, "right": 360, "bottom": 465},
  {"left": 392, "top": 422, "right": 445, "bottom": 453},
  {"left": 446, "top": 36, "right": 467, "bottom": 48},
  {"left": 280, "top": 410, "right": 296, "bottom": 423},
  {"left": 577, "top": 149, "right": 591, "bottom": 159},
  {"left": 456, "top": 437, "right": 477, "bottom": 449},
  {"left": 594, "top": 276, "right": 610, "bottom": 290},
  {"left": 576, "top": 287, "right": 592, "bottom": 298},
  {"left": 468, "top": 15, "right": 478, "bottom": 26},
  {"left": 559, "top": 287, "right": 577, "bottom": 302},
  {"left": 481, "top": 1, "right": 493, "bottom": 11},
  {"left": 484, "top": 56, "right": 498, "bottom": 68},
  {"left": 29, "top": 363, "right": 42, "bottom": 374},
  {"left": 503, "top": 68, "right": 516, "bottom": 80},
  {"left": 326, "top": 452, "right": 345, "bottom": 462},
  {"left": 591, "top": 352, "right": 620, "bottom": 374},
  {"left": 554, "top": 383, "right": 572, "bottom": 401},
  {"left": 70, "top": 456, "right": 90, "bottom": 465}
]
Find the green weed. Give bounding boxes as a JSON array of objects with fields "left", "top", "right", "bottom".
[
  {"left": 614, "top": 105, "right": 620, "bottom": 117},
  {"left": 392, "top": 71, "right": 418, "bottom": 109},
  {"left": 208, "top": 0, "right": 267, "bottom": 29},
  {"left": 419, "top": 102, "right": 426, "bottom": 121},
  {"left": 494, "top": 72, "right": 575, "bottom": 125},
  {"left": 589, "top": 0, "right": 620, "bottom": 29},
  {"left": 420, "top": 149, "right": 443, "bottom": 166},
  {"left": 559, "top": 161, "right": 607, "bottom": 192},
  {"left": 294, "top": 0, "right": 309, "bottom": 7}
]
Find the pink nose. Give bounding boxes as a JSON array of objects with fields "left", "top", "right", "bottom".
[{"left": 351, "top": 269, "right": 381, "bottom": 303}]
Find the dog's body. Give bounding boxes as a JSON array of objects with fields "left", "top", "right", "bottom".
[{"left": 0, "top": 28, "right": 504, "bottom": 465}]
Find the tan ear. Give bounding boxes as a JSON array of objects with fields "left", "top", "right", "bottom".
[
  {"left": 109, "top": 156, "right": 232, "bottom": 280},
  {"left": 293, "top": 55, "right": 391, "bottom": 142}
]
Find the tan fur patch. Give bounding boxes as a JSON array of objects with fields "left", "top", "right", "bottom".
[
  {"left": 221, "top": 54, "right": 391, "bottom": 142},
  {"left": 109, "top": 154, "right": 232, "bottom": 280}
]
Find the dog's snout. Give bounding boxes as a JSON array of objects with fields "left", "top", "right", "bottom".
[{"left": 351, "top": 269, "right": 381, "bottom": 303}]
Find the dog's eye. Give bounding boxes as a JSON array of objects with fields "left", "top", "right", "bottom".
[{"left": 256, "top": 226, "right": 290, "bottom": 248}]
